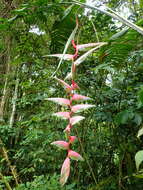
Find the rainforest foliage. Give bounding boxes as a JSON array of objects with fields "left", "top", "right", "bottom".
[{"left": 0, "top": 0, "right": 143, "bottom": 189}]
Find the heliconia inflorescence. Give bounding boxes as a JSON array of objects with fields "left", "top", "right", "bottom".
[{"left": 48, "top": 38, "right": 95, "bottom": 186}]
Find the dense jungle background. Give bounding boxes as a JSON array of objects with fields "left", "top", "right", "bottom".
[{"left": 0, "top": 0, "right": 143, "bottom": 189}]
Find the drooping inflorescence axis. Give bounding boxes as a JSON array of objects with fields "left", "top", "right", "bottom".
[{"left": 48, "top": 32, "right": 95, "bottom": 186}]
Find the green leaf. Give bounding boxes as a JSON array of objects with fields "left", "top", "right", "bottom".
[
  {"left": 137, "top": 128, "right": 143, "bottom": 138},
  {"left": 138, "top": 87, "right": 143, "bottom": 104},
  {"left": 135, "top": 150, "right": 143, "bottom": 171},
  {"left": 14, "top": 7, "right": 27, "bottom": 13},
  {"left": 115, "top": 110, "right": 134, "bottom": 125},
  {"left": 8, "top": 16, "right": 19, "bottom": 22},
  {"left": 61, "top": 5, "right": 74, "bottom": 21},
  {"left": 93, "top": 63, "right": 114, "bottom": 74},
  {"left": 109, "top": 27, "right": 128, "bottom": 40},
  {"left": 139, "top": 0, "right": 143, "bottom": 8},
  {"left": 134, "top": 113, "right": 142, "bottom": 126},
  {"left": 133, "top": 169, "right": 143, "bottom": 178},
  {"left": 133, "top": 173, "right": 143, "bottom": 178}
]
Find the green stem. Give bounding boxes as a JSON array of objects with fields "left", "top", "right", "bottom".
[
  {"left": 0, "top": 172, "right": 12, "bottom": 190},
  {"left": 0, "top": 138, "right": 19, "bottom": 185}
]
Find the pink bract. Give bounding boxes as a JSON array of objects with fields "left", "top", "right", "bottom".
[
  {"left": 71, "top": 80, "right": 79, "bottom": 90},
  {"left": 47, "top": 98, "right": 70, "bottom": 106},
  {"left": 69, "top": 136, "right": 77, "bottom": 143},
  {"left": 60, "top": 157, "right": 70, "bottom": 186},
  {"left": 70, "top": 116, "right": 85, "bottom": 125},
  {"left": 51, "top": 141, "right": 69, "bottom": 150},
  {"left": 68, "top": 150, "right": 84, "bottom": 161},
  {"left": 55, "top": 78, "right": 72, "bottom": 92},
  {"left": 71, "top": 104, "right": 95, "bottom": 113},
  {"left": 72, "top": 94, "right": 90, "bottom": 101},
  {"left": 47, "top": 54, "right": 74, "bottom": 60},
  {"left": 53, "top": 112, "right": 71, "bottom": 119}
]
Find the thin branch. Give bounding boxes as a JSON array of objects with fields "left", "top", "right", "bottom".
[
  {"left": 0, "top": 74, "right": 9, "bottom": 121},
  {"left": 9, "top": 70, "right": 19, "bottom": 128},
  {"left": 0, "top": 37, "right": 11, "bottom": 121},
  {"left": 91, "top": 20, "right": 99, "bottom": 42},
  {"left": 0, "top": 62, "right": 10, "bottom": 122},
  {"left": 0, "top": 138, "right": 19, "bottom": 186},
  {"left": 0, "top": 172, "right": 12, "bottom": 190}
]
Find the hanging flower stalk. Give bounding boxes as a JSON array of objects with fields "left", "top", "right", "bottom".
[{"left": 47, "top": 39, "right": 95, "bottom": 186}]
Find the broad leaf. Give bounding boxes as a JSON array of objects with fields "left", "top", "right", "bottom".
[
  {"left": 135, "top": 150, "right": 143, "bottom": 171},
  {"left": 53, "top": 112, "right": 70, "bottom": 119},
  {"left": 51, "top": 141, "right": 69, "bottom": 150},
  {"left": 115, "top": 110, "right": 134, "bottom": 125},
  {"left": 47, "top": 98, "right": 70, "bottom": 106},
  {"left": 68, "top": 150, "right": 84, "bottom": 161},
  {"left": 60, "top": 157, "right": 70, "bottom": 186},
  {"left": 72, "top": 1, "right": 143, "bottom": 35},
  {"left": 71, "top": 104, "right": 95, "bottom": 113},
  {"left": 70, "top": 116, "right": 85, "bottom": 125},
  {"left": 110, "top": 27, "right": 128, "bottom": 40}
]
